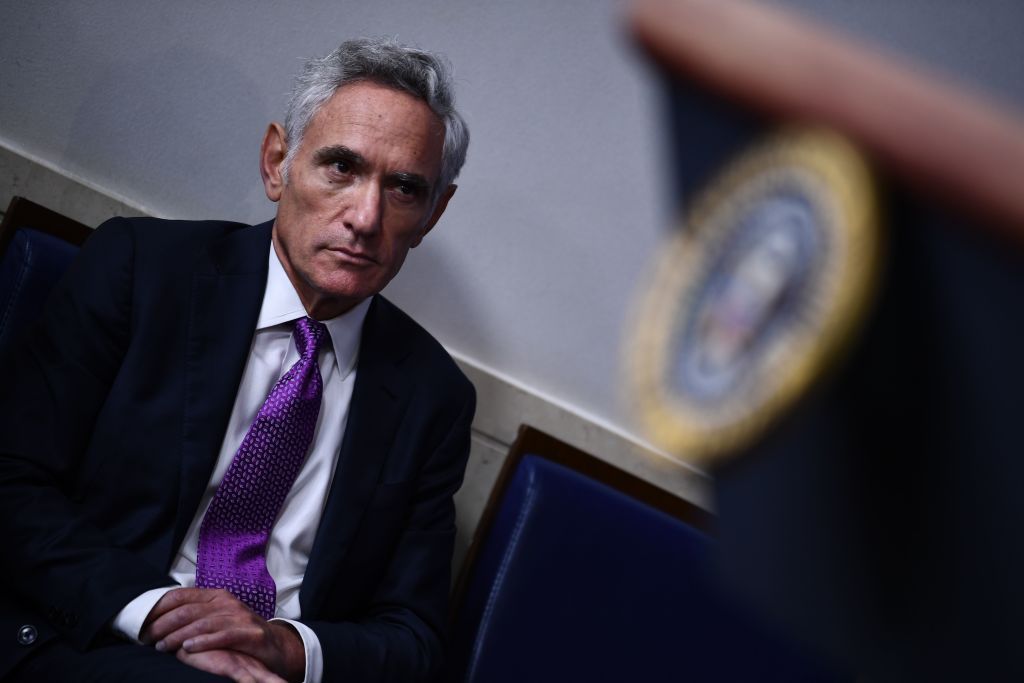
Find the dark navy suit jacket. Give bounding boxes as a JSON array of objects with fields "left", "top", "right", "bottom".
[{"left": 0, "top": 217, "right": 475, "bottom": 681}]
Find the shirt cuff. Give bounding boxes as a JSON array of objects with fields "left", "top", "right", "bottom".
[
  {"left": 111, "top": 586, "right": 180, "bottom": 643},
  {"left": 271, "top": 618, "right": 323, "bottom": 683}
]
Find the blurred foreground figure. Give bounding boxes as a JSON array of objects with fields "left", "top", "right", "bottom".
[
  {"left": 0, "top": 37, "right": 474, "bottom": 683},
  {"left": 627, "top": 0, "right": 1024, "bottom": 680}
]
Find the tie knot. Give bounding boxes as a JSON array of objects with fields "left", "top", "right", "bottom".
[{"left": 294, "top": 317, "right": 328, "bottom": 359}]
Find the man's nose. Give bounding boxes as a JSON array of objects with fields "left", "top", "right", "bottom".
[{"left": 345, "top": 181, "right": 383, "bottom": 236}]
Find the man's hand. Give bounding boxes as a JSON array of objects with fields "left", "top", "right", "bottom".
[
  {"left": 175, "top": 647, "right": 287, "bottom": 683},
  {"left": 141, "top": 588, "right": 305, "bottom": 682}
]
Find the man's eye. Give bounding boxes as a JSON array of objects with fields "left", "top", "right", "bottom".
[
  {"left": 391, "top": 182, "right": 423, "bottom": 202},
  {"left": 332, "top": 160, "right": 351, "bottom": 174}
]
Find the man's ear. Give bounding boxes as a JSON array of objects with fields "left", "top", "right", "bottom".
[
  {"left": 412, "top": 184, "right": 457, "bottom": 248},
  {"left": 260, "top": 122, "right": 288, "bottom": 202}
]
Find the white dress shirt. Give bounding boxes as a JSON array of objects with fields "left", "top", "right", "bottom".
[{"left": 112, "top": 241, "right": 371, "bottom": 683}]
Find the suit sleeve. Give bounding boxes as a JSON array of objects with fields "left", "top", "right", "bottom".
[
  {"left": 305, "top": 383, "right": 476, "bottom": 682},
  {"left": 0, "top": 218, "right": 176, "bottom": 652}
]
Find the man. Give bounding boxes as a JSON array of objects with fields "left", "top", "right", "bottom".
[{"left": 0, "top": 37, "right": 474, "bottom": 683}]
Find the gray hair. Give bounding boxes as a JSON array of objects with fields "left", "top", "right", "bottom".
[{"left": 282, "top": 37, "right": 469, "bottom": 201}]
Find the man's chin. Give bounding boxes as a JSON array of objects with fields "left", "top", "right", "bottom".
[{"left": 306, "top": 280, "right": 378, "bottom": 316}]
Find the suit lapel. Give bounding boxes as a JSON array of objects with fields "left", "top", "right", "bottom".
[
  {"left": 172, "top": 221, "right": 273, "bottom": 552},
  {"left": 300, "top": 296, "right": 413, "bottom": 613}
]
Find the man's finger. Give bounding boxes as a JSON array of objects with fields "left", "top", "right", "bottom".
[
  {"left": 176, "top": 647, "right": 287, "bottom": 683},
  {"left": 149, "top": 587, "right": 219, "bottom": 617},
  {"left": 155, "top": 615, "right": 233, "bottom": 652},
  {"left": 173, "top": 618, "right": 304, "bottom": 681},
  {"left": 179, "top": 625, "right": 268, "bottom": 654},
  {"left": 160, "top": 617, "right": 267, "bottom": 654},
  {"left": 142, "top": 587, "right": 239, "bottom": 642},
  {"left": 146, "top": 590, "right": 249, "bottom": 643}
]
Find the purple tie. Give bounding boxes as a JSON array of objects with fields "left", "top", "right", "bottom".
[{"left": 195, "top": 316, "right": 328, "bottom": 619}]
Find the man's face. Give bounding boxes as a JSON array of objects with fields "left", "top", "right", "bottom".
[{"left": 261, "top": 81, "right": 454, "bottom": 319}]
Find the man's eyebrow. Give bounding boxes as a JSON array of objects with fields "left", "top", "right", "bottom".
[
  {"left": 388, "top": 171, "right": 430, "bottom": 191},
  {"left": 313, "top": 145, "right": 365, "bottom": 167},
  {"left": 312, "top": 146, "right": 431, "bottom": 189}
]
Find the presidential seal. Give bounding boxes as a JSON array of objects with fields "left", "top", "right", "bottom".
[{"left": 627, "top": 128, "right": 881, "bottom": 465}]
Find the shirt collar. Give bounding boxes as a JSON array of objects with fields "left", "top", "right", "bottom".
[{"left": 257, "top": 242, "right": 371, "bottom": 379}]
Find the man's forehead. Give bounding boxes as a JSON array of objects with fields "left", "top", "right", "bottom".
[
  {"left": 303, "top": 81, "right": 444, "bottom": 172},
  {"left": 312, "top": 83, "right": 442, "bottom": 140}
]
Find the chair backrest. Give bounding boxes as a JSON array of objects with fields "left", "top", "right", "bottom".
[
  {"left": 446, "top": 427, "right": 846, "bottom": 682},
  {"left": 0, "top": 197, "right": 92, "bottom": 357}
]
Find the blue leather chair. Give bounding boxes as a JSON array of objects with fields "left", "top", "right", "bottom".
[
  {"left": 0, "top": 197, "right": 91, "bottom": 358},
  {"left": 447, "top": 428, "right": 847, "bottom": 682}
]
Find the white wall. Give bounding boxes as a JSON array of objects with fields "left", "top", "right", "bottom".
[
  {"left": 2, "top": 0, "right": 1021, "bottom": 458},
  {"left": 0, "top": 0, "right": 670, "bottom": 448}
]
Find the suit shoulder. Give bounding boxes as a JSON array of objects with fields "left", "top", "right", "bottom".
[
  {"left": 92, "top": 217, "right": 273, "bottom": 272},
  {"left": 95, "top": 216, "right": 253, "bottom": 246},
  {"left": 372, "top": 296, "right": 474, "bottom": 399}
]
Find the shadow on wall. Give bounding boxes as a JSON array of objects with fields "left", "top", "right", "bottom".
[
  {"left": 383, "top": 229, "right": 491, "bottom": 363},
  {"left": 63, "top": 41, "right": 274, "bottom": 221},
  {"left": 380, "top": 192, "right": 498, "bottom": 582}
]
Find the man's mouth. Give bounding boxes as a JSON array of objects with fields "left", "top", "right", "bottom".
[{"left": 327, "top": 247, "right": 378, "bottom": 265}]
